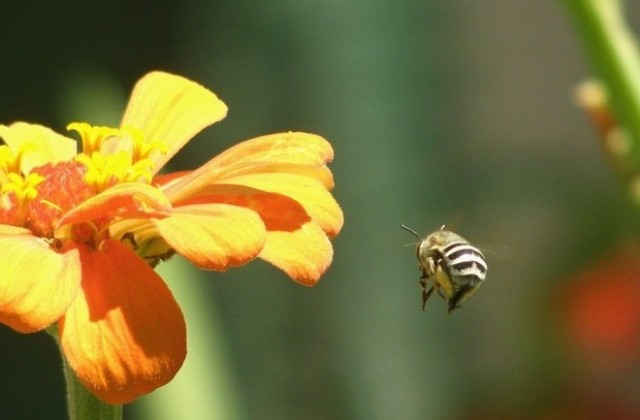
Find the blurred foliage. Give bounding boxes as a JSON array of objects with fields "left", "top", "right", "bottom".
[{"left": 2, "top": 1, "right": 640, "bottom": 419}]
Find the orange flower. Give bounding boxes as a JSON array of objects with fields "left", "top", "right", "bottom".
[{"left": 0, "top": 71, "right": 343, "bottom": 403}]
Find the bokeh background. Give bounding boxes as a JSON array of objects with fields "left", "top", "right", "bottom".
[{"left": 1, "top": 1, "right": 640, "bottom": 419}]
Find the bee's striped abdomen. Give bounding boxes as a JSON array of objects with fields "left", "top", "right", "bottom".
[{"left": 442, "top": 242, "right": 487, "bottom": 281}]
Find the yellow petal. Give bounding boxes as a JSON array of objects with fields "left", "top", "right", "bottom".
[
  {"left": 259, "top": 222, "right": 334, "bottom": 286},
  {"left": 59, "top": 240, "right": 186, "bottom": 404},
  {"left": 0, "top": 224, "right": 31, "bottom": 235},
  {"left": 152, "top": 203, "right": 266, "bottom": 270},
  {"left": 120, "top": 71, "right": 228, "bottom": 173},
  {"left": 0, "top": 230, "right": 81, "bottom": 332},
  {"left": 0, "top": 122, "right": 77, "bottom": 172}
]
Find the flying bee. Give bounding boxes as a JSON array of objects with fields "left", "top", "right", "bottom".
[{"left": 402, "top": 225, "right": 487, "bottom": 313}]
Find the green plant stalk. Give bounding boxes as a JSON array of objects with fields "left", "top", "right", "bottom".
[
  {"left": 563, "top": 0, "right": 640, "bottom": 165},
  {"left": 47, "top": 326, "right": 123, "bottom": 420}
]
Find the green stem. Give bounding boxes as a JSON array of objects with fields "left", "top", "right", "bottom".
[
  {"left": 46, "top": 326, "right": 122, "bottom": 420},
  {"left": 563, "top": 0, "right": 640, "bottom": 164}
]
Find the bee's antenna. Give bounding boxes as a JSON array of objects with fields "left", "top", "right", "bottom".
[{"left": 401, "top": 225, "right": 423, "bottom": 241}]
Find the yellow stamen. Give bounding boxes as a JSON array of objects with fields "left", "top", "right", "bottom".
[
  {"left": 1, "top": 172, "right": 45, "bottom": 202},
  {"left": 69, "top": 122, "right": 167, "bottom": 192},
  {"left": 67, "top": 122, "right": 121, "bottom": 156},
  {"left": 0, "top": 143, "right": 41, "bottom": 175},
  {"left": 0, "top": 146, "right": 18, "bottom": 174},
  {"left": 121, "top": 126, "right": 168, "bottom": 162}
]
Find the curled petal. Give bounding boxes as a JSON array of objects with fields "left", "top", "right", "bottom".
[
  {"left": 173, "top": 185, "right": 311, "bottom": 231},
  {"left": 0, "top": 123, "right": 77, "bottom": 172},
  {"left": 161, "top": 132, "right": 336, "bottom": 202},
  {"left": 0, "top": 227, "right": 81, "bottom": 332},
  {"left": 153, "top": 170, "right": 190, "bottom": 190},
  {"left": 59, "top": 240, "right": 186, "bottom": 404},
  {"left": 211, "top": 132, "right": 334, "bottom": 168},
  {"left": 230, "top": 162, "right": 335, "bottom": 189},
  {"left": 259, "top": 222, "right": 334, "bottom": 286},
  {"left": 59, "top": 182, "right": 172, "bottom": 227},
  {"left": 119, "top": 71, "right": 228, "bottom": 173},
  {"left": 217, "top": 173, "right": 343, "bottom": 237},
  {"left": 152, "top": 203, "right": 266, "bottom": 270}
]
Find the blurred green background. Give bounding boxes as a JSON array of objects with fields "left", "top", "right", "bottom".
[{"left": 2, "top": 1, "right": 640, "bottom": 419}]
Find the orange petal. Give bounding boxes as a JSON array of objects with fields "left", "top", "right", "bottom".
[
  {"left": 0, "top": 229, "right": 81, "bottom": 333},
  {"left": 259, "top": 222, "right": 334, "bottom": 286},
  {"left": 152, "top": 203, "right": 266, "bottom": 270},
  {"left": 0, "top": 122, "right": 77, "bottom": 172},
  {"left": 173, "top": 185, "right": 312, "bottom": 232},
  {"left": 119, "top": 71, "right": 228, "bottom": 173},
  {"left": 59, "top": 240, "right": 186, "bottom": 404},
  {"left": 216, "top": 173, "right": 343, "bottom": 237},
  {"left": 59, "top": 182, "right": 172, "bottom": 227}
]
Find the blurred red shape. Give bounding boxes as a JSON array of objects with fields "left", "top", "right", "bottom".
[{"left": 564, "top": 245, "right": 640, "bottom": 368}]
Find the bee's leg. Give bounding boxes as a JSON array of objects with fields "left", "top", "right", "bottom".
[
  {"left": 420, "top": 261, "right": 435, "bottom": 310},
  {"left": 421, "top": 284, "right": 435, "bottom": 311}
]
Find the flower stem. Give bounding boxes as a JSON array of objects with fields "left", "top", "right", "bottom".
[
  {"left": 46, "top": 326, "right": 123, "bottom": 420},
  {"left": 563, "top": 0, "right": 640, "bottom": 165}
]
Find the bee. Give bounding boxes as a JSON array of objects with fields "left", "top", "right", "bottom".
[{"left": 402, "top": 225, "right": 487, "bottom": 313}]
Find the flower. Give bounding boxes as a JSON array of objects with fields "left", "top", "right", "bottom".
[{"left": 0, "top": 71, "right": 343, "bottom": 403}]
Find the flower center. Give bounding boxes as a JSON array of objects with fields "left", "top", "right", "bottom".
[
  {"left": 27, "top": 161, "right": 94, "bottom": 238},
  {"left": 0, "top": 122, "right": 167, "bottom": 241}
]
